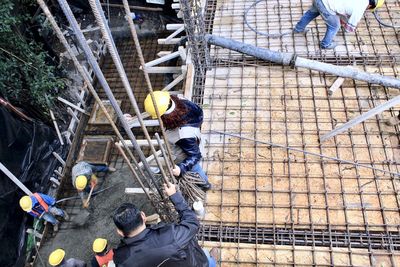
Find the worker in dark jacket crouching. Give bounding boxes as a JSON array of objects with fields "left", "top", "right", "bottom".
[
  {"left": 144, "top": 91, "right": 211, "bottom": 191},
  {"left": 112, "top": 182, "right": 218, "bottom": 267}
]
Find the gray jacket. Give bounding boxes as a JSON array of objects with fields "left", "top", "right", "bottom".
[{"left": 59, "top": 258, "right": 86, "bottom": 267}]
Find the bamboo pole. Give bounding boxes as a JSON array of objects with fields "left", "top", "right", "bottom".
[
  {"left": 36, "top": 0, "right": 162, "bottom": 197},
  {"left": 88, "top": 0, "right": 171, "bottom": 185},
  {"left": 0, "top": 162, "right": 33, "bottom": 196},
  {"left": 122, "top": 0, "right": 176, "bottom": 169}
]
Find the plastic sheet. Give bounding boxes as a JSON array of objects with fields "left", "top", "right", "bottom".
[{"left": 0, "top": 106, "right": 65, "bottom": 266}]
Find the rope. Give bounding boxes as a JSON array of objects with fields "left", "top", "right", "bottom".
[
  {"left": 244, "top": 0, "right": 293, "bottom": 38},
  {"left": 373, "top": 10, "right": 400, "bottom": 29}
]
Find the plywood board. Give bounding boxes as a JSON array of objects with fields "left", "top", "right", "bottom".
[
  {"left": 89, "top": 100, "right": 121, "bottom": 125},
  {"left": 77, "top": 136, "right": 114, "bottom": 164}
]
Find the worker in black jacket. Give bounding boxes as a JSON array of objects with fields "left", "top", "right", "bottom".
[
  {"left": 144, "top": 91, "right": 211, "bottom": 191},
  {"left": 112, "top": 182, "right": 218, "bottom": 267}
]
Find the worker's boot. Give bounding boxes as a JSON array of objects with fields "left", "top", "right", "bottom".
[
  {"left": 108, "top": 167, "right": 117, "bottom": 172},
  {"left": 63, "top": 211, "right": 70, "bottom": 221},
  {"left": 199, "top": 182, "right": 212, "bottom": 192},
  {"left": 386, "top": 116, "right": 400, "bottom": 126}
]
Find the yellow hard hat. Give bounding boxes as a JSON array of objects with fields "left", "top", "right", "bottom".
[
  {"left": 75, "top": 175, "right": 87, "bottom": 190},
  {"left": 48, "top": 249, "right": 65, "bottom": 266},
  {"left": 19, "top": 196, "right": 33, "bottom": 212},
  {"left": 144, "top": 91, "right": 171, "bottom": 119},
  {"left": 372, "top": 0, "right": 385, "bottom": 11},
  {"left": 93, "top": 238, "right": 107, "bottom": 253}
]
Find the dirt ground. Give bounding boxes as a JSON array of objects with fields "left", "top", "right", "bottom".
[{"left": 36, "top": 166, "right": 156, "bottom": 265}]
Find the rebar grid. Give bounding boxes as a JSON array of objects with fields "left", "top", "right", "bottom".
[
  {"left": 198, "top": 225, "right": 400, "bottom": 250},
  {"left": 206, "top": 0, "right": 400, "bottom": 63},
  {"left": 200, "top": 62, "right": 400, "bottom": 265}
]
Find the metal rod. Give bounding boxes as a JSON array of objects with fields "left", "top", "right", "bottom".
[
  {"left": 89, "top": 0, "right": 171, "bottom": 185},
  {"left": 49, "top": 110, "right": 64, "bottom": 146},
  {"left": 36, "top": 0, "right": 149, "bottom": 191},
  {"left": 122, "top": 0, "right": 176, "bottom": 168},
  {"left": 205, "top": 34, "right": 400, "bottom": 89},
  {"left": 115, "top": 143, "right": 153, "bottom": 201},
  {"left": 0, "top": 162, "right": 33, "bottom": 196},
  {"left": 99, "top": 2, "right": 163, "bottom": 12},
  {"left": 52, "top": 152, "right": 66, "bottom": 167},
  {"left": 212, "top": 131, "right": 400, "bottom": 177},
  {"left": 57, "top": 96, "right": 89, "bottom": 115},
  {"left": 320, "top": 95, "right": 400, "bottom": 142},
  {"left": 54, "top": 0, "right": 164, "bottom": 196},
  {"left": 155, "top": 133, "right": 175, "bottom": 179}
]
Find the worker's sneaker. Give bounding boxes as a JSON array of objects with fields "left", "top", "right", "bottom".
[
  {"left": 199, "top": 182, "right": 212, "bottom": 192},
  {"left": 53, "top": 224, "right": 59, "bottom": 233},
  {"left": 209, "top": 247, "right": 220, "bottom": 262},
  {"left": 293, "top": 28, "right": 309, "bottom": 34},
  {"left": 386, "top": 116, "right": 400, "bottom": 126},
  {"left": 108, "top": 167, "right": 116, "bottom": 172},
  {"left": 321, "top": 42, "right": 337, "bottom": 50}
]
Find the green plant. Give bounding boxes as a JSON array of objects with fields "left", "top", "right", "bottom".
[{"left": 0, "top": 0, "right": 64, "bottom": 117}]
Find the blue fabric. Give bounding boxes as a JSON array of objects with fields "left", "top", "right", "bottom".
[
  {"left": 176, "top": 138, "right": 202, "bottom": 175},
  {"left": 181, "top": 100, "right": 203, "bottom": 128},
  {"left": 295, "top": 0, "right": 340, "bottom": 48},
  {"left": 28, "top": 193, "right": 56, "bottom": 217},
  {"left": 90, "top": 164, "right": 109, "bottom": 173},
  {"left": 191, "top": 163, "right": 208, "bottom": 183},
  {"left": 202, "top": 249, "right": 216, "bottom": 267},
  {"left": 41, "top": 213, "right": 58, "bottom": 225},
  {"left": 38, "top": 207, "right": 65, "bottom": 225},
  {"left": 174, "top": 99, "right": 205, "bottom": 177}
]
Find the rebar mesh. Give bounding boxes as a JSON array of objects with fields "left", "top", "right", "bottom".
[{"left": 191, "top": 0, "right": 400, "bottom": 265}]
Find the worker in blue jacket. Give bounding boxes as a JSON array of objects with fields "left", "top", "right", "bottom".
[
  {"left": 19, "top": 193, "right": 69, "bottom": 232},
  {"left": 144, "top": 91, "right": 211, "bottom": 191}
]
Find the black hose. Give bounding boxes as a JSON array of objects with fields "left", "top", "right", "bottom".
[
  {"left": 56, "top": 182, "right": 123, "bottom": 203},
  {"left": 244, "top": 0, "right": 292, "bottom": 38},
  {"left": 373, "top": 10, "right": 400, "bottom": 29}
]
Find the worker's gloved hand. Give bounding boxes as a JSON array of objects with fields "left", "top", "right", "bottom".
[
  {"left": 163, "top": 182, "right": 177, "bottom": 196},
  {"left": 90, "top": 174, "right": 98, "bottom": 188},
  {"left": 172, "top": 165, "right": 181, "bottom": 177}
]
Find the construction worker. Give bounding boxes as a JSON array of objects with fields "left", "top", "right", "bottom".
[
  {"left": 48, "top": 249, "right": 86, "bottom": 267},
  {"left": 91, "top": 238, "right": 115, "bottom": 267},
  {"left": 294, "top": 0, "right": 385, "bottom": 49},
  {"left": 144, "top": 91, "right": 211, "bottom": 191},
  {"left": 19, "top": 193, "right": 68, "bottom": 232},
  {"left": 112, "top": 182, "right": 219, "bottom": 267},
  {"left": 71, "top": 161, "right": 116, "bottom": 205}
]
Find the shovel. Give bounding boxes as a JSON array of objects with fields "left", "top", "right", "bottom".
[{"left": 83, "top": 186, "right": 95, "bottom": 208}]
